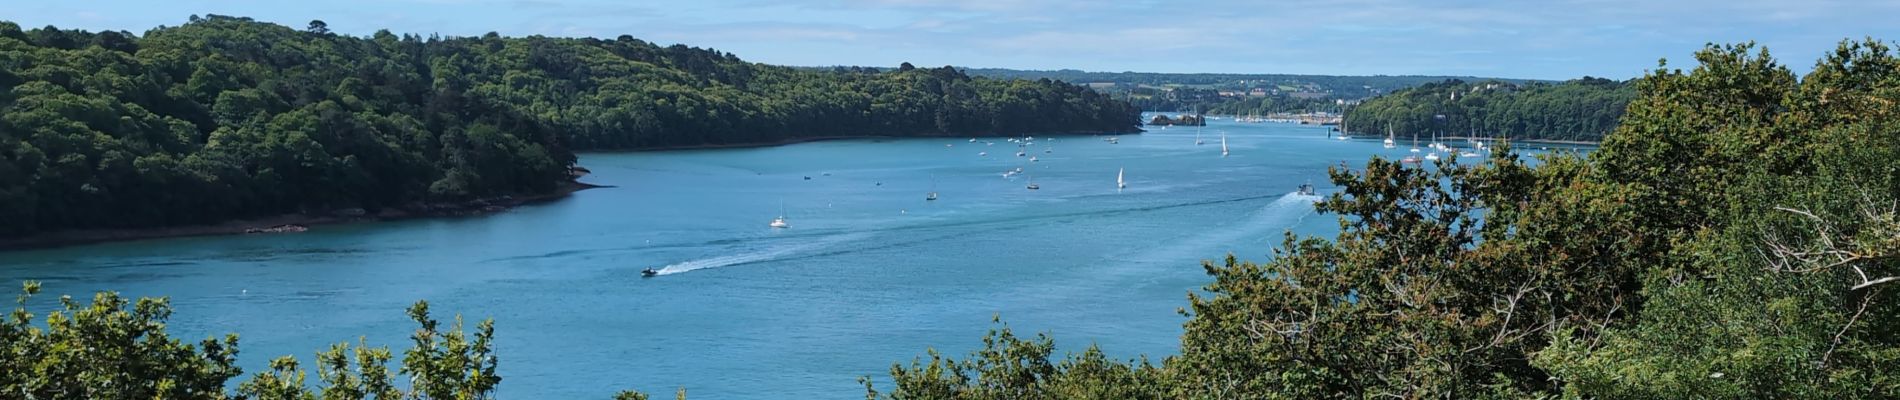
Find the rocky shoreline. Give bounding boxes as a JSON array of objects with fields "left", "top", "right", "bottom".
[{"left": 0, "top": 180, "right": 603, "bottom": 251}]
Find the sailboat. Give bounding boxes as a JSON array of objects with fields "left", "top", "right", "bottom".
[
  {"left": 1336, "top": 112, "right": 1350, "bottom": 140},
  {"left": 1401, "top": 133, "right": 1422, "bottom": 164},
  {"left": 1383, "top": 125, "right": 1397, "bottom": 149},
  {"left": 769, "top": 201, "right": 790, "bottom": 228},
  {"left": 1221, "top": 133, "right": 1229, "bottom": 157},
  {"left": 1196, "top": 124, "right": 1205, "bottom": 145},
  {"left": 1026, "top": 174, "right": 1040, "bottom": 190},
  {"left": 1117, "top": 168, "right": 1126, "bottom": 190}
]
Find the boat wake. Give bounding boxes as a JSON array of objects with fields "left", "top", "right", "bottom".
[
  {"left": 648, "top": 192, "right": 1308, "bottom": 277},
  {"left": 1107, "top": 192, "right": 1322, "bottom": 265},
  {"left": 652, "top": 231, "right": 873, "bottom": 276}
]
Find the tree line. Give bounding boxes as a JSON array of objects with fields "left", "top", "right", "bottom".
[
  {"left": 963, "top": 67, "right": 1539, "bottom": 99},
  {"left": 1343, "top": 77, "right": 1637, "bottom": 142},
  {"left": 0, "top": 16, "right": 1139, "bottom": 237}
]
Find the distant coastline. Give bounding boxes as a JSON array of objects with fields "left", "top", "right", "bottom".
[
  {"left": 1434, "top": 136, "right": 1600, "bottom": 146},
  {"left": 619, "top": 130, "right": 1143, "bottom": 152},
  {"left": 1341, "top": 133, "right": 1599, "bottom": 146}
]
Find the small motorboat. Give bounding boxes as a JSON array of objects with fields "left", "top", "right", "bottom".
[
  {"left": 1297, "top": 183, "right": 1316, "bottom": 196},
  {"left": 641, "top": 268, "right": 659, "bottom": 278}
]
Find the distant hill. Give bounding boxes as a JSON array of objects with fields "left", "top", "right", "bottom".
[{"left": 958, "top": 68, "right": 1547, "bottom": 100}]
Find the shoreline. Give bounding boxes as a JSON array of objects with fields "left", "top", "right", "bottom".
[
  {"left": 0, "top": 180, "right": 603, "bottom": 252},
  {"left": 0, "top": 129, "right": 1137, "bottom": 252},
  {"left": 1342, "top": 133, "right": 1599, "bottom": 146},
  {"left": 611, "top": 130, "right": 1144, "bottom": 152}
]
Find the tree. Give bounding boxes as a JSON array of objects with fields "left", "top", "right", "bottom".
[
  {"left": 3, "top": 281, "right": 511, "bottom": 400},
  {"left": 306, "top": 20, "right": 329, "bottom": 34}
]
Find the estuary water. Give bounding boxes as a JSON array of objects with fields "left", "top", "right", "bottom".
[{"left": 0, "top": 117, "right": 1569, "bottom": 398}]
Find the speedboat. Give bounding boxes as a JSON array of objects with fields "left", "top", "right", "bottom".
[
  {"left": 641, "top": 268, "right": 658, "bottom": 278},
  {"left": 1297, "top": 183, "right": 1316, "bottom": 196}
]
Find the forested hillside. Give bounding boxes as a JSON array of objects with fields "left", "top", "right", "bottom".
[
  {"left": 1343, "top": 77, "right": 1637, "bottom": 142},
  {"left": 0, "top": 16, "right": 1138, "bottom": 237}
]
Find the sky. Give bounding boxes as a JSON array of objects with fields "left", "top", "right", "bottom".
[{"left": 10, "top": 0, "right": 1900, "bottom": 80}]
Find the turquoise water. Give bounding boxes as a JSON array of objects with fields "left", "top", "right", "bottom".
[{"left": 0, "top": 117, "right": 1562, "bottom": 398}]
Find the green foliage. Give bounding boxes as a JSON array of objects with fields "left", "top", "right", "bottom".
[
  {"left": 0, "top": 16, "right": 1137, "bottom": 237},
  {"left": 0, "top": 281, "right": 241, "bottom": 399},
  {"left": 885, "top": 39, "right": 1900, "bottom": 399},
  {"left": 868, "top": 318, "right": 1165, "bottom": 399},
  {"left": 3, "top": 281, "right": 511, "bottom": 399},
  {"left": 1344, "top": 77, "right": 1636, "bottom": 142}
]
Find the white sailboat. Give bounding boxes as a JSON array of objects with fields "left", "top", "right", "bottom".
[
  {"left": 1336, "top": 111, "right": 1350, "bottom": 140},
  {"left": 1117, "top": 168, "right": 1126, "bottom": 190},
  {"left": 1221, "top": 133, "right": 1229, "bottom": 157},
  {"left": 926, "top": 175, "right": 938, "bottom": 201},
  {"left": 769, "top": 201, "right": 790, "bottom": 228},
  {"left": 1026, "top": 174, "right": 1040, "bottom": 190},
  {"left": 1383, "top": 125, "right": 1397, "bottom": 149},
  {"left": 1196, "top": 124, "right": 1205, "bottom": 145}
]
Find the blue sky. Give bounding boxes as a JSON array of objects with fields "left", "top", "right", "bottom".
[{"left": 10, "top": 0, "right": 1900, "bottom": 80}]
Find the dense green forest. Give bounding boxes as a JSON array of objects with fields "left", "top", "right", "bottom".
[
  {"left": 1342, "top": 77, "right": 1637, "bottom": 142},
  {"left": 0, "top": 16, "right": 1138, "bottom": 238},
  {"left": 6, "top": 32, "right": 1897, "bottom": 400}
]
